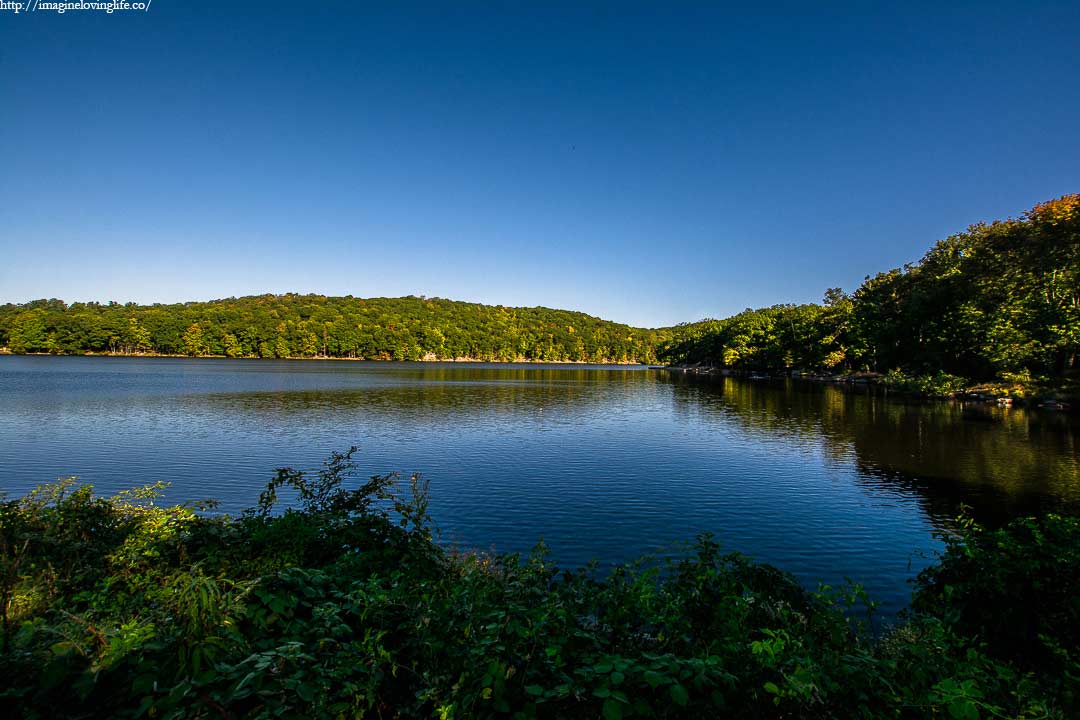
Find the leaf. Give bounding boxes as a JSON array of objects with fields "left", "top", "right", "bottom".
[
  {"left": 602, "top": 699, "right": 624, "bottom": 720},
  {"left": 670, "top": 684, "right": 689, "bottom": 706},
  {"left": 947, "top": 700, "right": 980, "bottom": 720},
  {"left": 763, "top": 681, "right": 780, "bottom": 695},
  {"left": 524, "top": 685, "right": 544, "bottom": 696},
  {"left": 50, "top": 641, "right": 75, "bottom": 656}
]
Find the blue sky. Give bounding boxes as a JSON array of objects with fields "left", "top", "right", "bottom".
[{"left": 2, "top": 1, "right": 1078, "bottom": 327}]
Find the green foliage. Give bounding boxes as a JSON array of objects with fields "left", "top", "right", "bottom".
[
  {"left": 0, "top": 295, "right": 668, "bottom": 364},
  {"left": 912, "top": 512, "right": 1080, "bottom": 707},
  {"left": 660, "top": 295, "right": 853, "bottom": 372},
  {"left": 5, "top": 195, "right": 1075, "bottom": 387},
  {"left": 662, "top": 195, "right": 1080, "bottom": 391},
  {"left": 882, "top": 369, "right": 968, "bottom": 398},
  {"left": 1, "top": 453, "right": 1077, "bottom": 718}
]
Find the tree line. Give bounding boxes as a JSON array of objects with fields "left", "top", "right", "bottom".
[
  {"left": 661, "top": 195, "right": 1079, "bottom": 385},
  {"left": 0, "top": 295, "right": 669, "bottom": 364},
  {"left": 2, "top": 194, "right": 1076, "bottom": 382}
]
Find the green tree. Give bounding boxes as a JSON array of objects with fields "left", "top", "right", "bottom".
[
  {"left": 7, "top": 310, "right": 49, "bottom": 353},
  {"left": 222, "top": 333, "right": 244, "bottom": 358},
  {"left": 181, "top": 323, "right": 208, "bottom": 356}
]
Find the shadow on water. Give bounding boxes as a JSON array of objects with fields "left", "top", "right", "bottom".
[
  {"left": 663, "top": 373, "right": 1080, "bottom": 528},
  {"left": 189, "top": 374, "right": 627, "bottom": 424}
]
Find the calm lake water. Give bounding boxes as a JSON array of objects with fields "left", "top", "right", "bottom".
[{"left": 2, "top": 356, "right": 1078, "bottom": 617}]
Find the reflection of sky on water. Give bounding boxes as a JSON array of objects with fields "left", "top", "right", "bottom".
[{"left": 1, "top": 356, "right": 1077, "bottom": 618}]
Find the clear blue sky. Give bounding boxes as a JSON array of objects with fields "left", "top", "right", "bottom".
[{"left": 2, "top": 1, "right": 1077, "bottom": 327}]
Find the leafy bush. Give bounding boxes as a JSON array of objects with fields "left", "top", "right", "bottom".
[
  {"left": 912, "top": 512, "right": 1080, "bottom": 709},
  {"left": 1, "top": 452, "right": 1077, "bottom": 718},
  {"left": 883, "top": 369, "right": 969, "bottom": 397}
]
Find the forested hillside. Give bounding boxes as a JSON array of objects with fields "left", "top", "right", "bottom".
[
  {"left": 3, "top": 195, "right": 1076, "bottom": 380},
  {"left": 0, "top": 295, "right": 668, "bottom": 364},
  {"left": 662, "top": 195, "right": 1079, "bottom": 387}
]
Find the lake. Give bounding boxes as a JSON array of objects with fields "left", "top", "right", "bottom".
[{"left": 2, "top": 356, "right": 1077, "bottom": 618}]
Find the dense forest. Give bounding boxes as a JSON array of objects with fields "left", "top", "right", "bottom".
[
  {"left": 661, "top": 195, "right": 1079, "bottom": 391},
  {"left": 0, "top": 296, "right": 668, "bottom": 364},
  {"left": 2, "top": 195, "right": 1077, "bottom": 391}
]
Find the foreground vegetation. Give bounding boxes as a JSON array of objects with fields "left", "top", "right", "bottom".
[
  {"left": 2, "top": 452, "right": 1077, "bottom": 718},
  {"left": 662, "top": 195, "right": 1079, "bottom": 400}
]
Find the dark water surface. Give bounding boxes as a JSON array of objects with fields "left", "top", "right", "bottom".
[{"left": 2, "top": 356, "right": 1078, "bottom": 617}]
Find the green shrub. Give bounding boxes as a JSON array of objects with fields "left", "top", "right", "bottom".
[
  {"left": 1, "top": 453, "right": 1077, "bottom": 718},
  {"left": 912, "top": 512, "right": 1080, "bottom": 709},
  {"left": 883, "top": 369, "right": 969, "bottom": 397}
]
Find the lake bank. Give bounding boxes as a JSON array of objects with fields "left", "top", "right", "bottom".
[
  {"left": 0, "top": 349, "right": 646, "bottom": 365},
  {"left": 665, "top": 364, "right": 1077, "bottom": 410}
]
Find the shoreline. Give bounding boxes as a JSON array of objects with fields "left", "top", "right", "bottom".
[
  {"left": 0, "top": 350, "right": 649, "bottom": 366},
  {"left": 3, "top": 351, "right": 1073, "bottom": 409},
  {"left": 665, "top": 364, "right": 1076, "bottom": 410}
]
